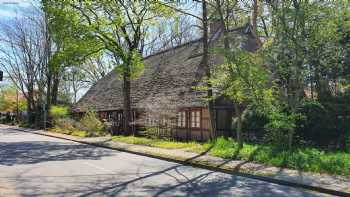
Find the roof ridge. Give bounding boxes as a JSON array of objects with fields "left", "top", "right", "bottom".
[{"left": 143, "top": 38, "right": 203, "bottom": 60}]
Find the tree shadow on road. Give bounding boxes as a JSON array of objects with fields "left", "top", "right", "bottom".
[
  {"left": 8, "top": 164, "right": 320, "bottom": 197},
  {"left": 0, "top": 141, "right": 115, "bottom": 166},
  {"left": 72, "top": 163, "right": 321, "bottom": 197}
]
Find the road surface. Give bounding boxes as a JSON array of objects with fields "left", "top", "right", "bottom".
[{"left": 0, "top": 125, "right": 329, "bottom": 197}]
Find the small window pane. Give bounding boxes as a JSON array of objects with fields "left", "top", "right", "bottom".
[
  {"left": 177, "top": 111, "right": 186, "bottom": 127},
  {"left": 191, "top": 110, "right": 201, "bottom": 128}
]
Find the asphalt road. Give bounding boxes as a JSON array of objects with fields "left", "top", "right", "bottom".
[{"left": 0, "top": 125, "right": 330, "bottom": 197}]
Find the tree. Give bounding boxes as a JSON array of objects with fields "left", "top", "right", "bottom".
[
  {"left": 0, "top": 8, "right": 49, "bottom": 125},
  {"left": 57, "top": 0, "right": 173, "bottom": 135},
  {"left": 0, "top": 86, "right": 26, "bottom": 113},
  {"left": 144, "top": 15, "right": 199, "bottom": 55},
  {"left": 212, "top": 45, "right": 274, "bottom": 148},
  {"left": 263, "top": 0, "right": 350, "bottom": 149},
  {"left": 159, "top": 0, "right": 218, "bottom": 138},
  {"left": 42, "top": 0, "right": 103, "bottom": 110}
]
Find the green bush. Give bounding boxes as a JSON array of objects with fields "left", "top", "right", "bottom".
[
  {"left": 241, "top": 107, "right": 269, "bottom": 143},
  {"left": 50, "top": 105, "right": 69, "bottom": 120},
  {"left": 205, "top": 137, "right": 350, "bottom": 176},
  {"left": 264, "top": 109, "right": 297, "bottom": 150},
  {"left": 54, "top": 118, "right": 76, "bottom": 132},
  {"left": 79, "top": 110, "right": 105, "bottom": 136},
  {"left": 295, "top": 100, "right": 350, "bottom": 149},
  {"left": 345, "top": 133, "right": 350, "bottom": 153},
  {"left": 296, "top": 101, "right": 330, "bottom": 146}
]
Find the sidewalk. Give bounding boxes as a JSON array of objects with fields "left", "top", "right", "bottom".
[
  {"left": 0, "top": 178, "right": 19, "bottom": 197},
  {"left": 9, "top": 125, "right": 350, "bottom": 195}
]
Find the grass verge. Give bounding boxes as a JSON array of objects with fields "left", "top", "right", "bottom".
[
  {"left": 49, "top": 127, "right": 89, "bottom": 137},
  {"left": 112, "top": 135, "right": 350, "bottom": 177},
  {"left": 111, "top": 135, "right": 203, "bottom": 151}
]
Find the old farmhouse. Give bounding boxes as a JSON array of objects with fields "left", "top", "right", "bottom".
[{"left": 73, "top": 23, "right": 261, "bottom": 141}]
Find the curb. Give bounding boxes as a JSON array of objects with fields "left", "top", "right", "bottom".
[{"left": 11, "top": 127, "right": 350, "bottom": 197}]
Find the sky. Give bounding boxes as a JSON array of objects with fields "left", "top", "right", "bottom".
[
  {"left": 0, "top": 0, "right": 33, "bottom": 21},
  {"left": 0, "top": 0, "right": 34, "bottom": 87},
  {"left": 0, "top": 0, "right": 201, "bottom": 99}
]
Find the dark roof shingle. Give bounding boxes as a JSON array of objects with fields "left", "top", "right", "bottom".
[{"left": 73, "top": 24, "right": 261, "bottom": 112}]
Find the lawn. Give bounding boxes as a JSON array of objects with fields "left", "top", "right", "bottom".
[
  {"left": 111, "top": 135, "right": 203, "bottom": 151},
  {"left": 49, "top": 127, "right": 89, "bottom": 137},
  {"left": 112, "top": 135, "right": 350, "bottom": 177}
]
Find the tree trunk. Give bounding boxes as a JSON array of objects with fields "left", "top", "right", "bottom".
[
  {"left": 202, "top": 0, "right": 216, "bottom": 139},
  {"left": 51, "top": 72, "right": 60, "bottom": 105},
  {"left": 252, "top": 0, "right": 258, "bottom": 34},
  {"left": 234, "top": 103, "right": 243, "bottom": 149},
  {"left": 27, "top": 88, "right": 36, "bottom": 125},
  {"left": 46, "top": 71, "right": 52, "bottom": 110},
  {"left": 123, "top": 67, "right": 132, "bottom": 135}
]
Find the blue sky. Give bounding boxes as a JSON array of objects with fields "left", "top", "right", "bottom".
[
  {"left": 0, "top": 0, "right": 34, "bottom": 87},
  {"left": 0, "top": 0, "right": 33, "bottom": 21}
]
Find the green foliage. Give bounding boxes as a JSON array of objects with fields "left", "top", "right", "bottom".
[
  {"left": 50, "top": 105, "right": 69, "bottom": 119},
  {"left": 50, "top": 109, "right": 105, "bottom": 137},
  {"left": 143, "top": 126, "right": 160, "bottom": 139},
  {"left": 206, "top": 137, "right": 350, "bottom": 176},
  {"left": 294, "top": 99, "right": 350, "bottom": 149},
  {"left": 264, "top": 108, "right": 298, "bottom": 149},
  {"left": 54, "top": 118, "right": 77, "bottom": 132},
  {"left": 345, "top": 134, "right": 350, "bottom": 153},
  {"left": 0, "top": 86, "right": 27, "bottom": 112},
  {"left": 111, "top": 135, "right": 202, "bottom": 151},
  {"left": 241, "top": 107, "right": 269, "bottom": 142},
  {"left": 213, "top": 48, "right": 274, "bottom": 108},
  {"left": 79, "top": 110, "right": 105, "bottom": 135},
  {"left": 44, "top": 1, "right": 103, "bottom": 69},
  {"left": 50, "top": 127, "right": 89, "bottom": 138},
  {"left": 112, "top": 135, "right": 350, "bottom": 176}
]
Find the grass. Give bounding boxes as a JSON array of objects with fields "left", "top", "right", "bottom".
[
  {"left": 111, "top": 135, "right": 203, "bottom": 151},
  {"left": 49, "top": 127, "right": 89, "bottom": 137},
  {"left": 208, "top": 138, "right": 350, "bottom": 177},
  {"left": 112, "top": 135, "right": 350, "bottom": 177}
]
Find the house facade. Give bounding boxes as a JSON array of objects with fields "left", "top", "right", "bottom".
[{"left": 73, "top": 23, "right": 261, "bottom": 141}]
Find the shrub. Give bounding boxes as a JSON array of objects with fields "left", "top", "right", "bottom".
[
  {"left": 345, "top": 133, "right": 350, "bottom": 153},
  {"left": 54, "top": 118, "right": 76, "bottom": 132},
  {"left": 295, "top": 100, "right": 350, "bottom": 149},
  {"left": 296, "top": 101, "right": 330, "bottom": 146},
  {"left": 241, "top": 107, "right": 269, "bottom": 143},
  {"left": 50, "top": 105, "right": 69, "bottom": 120},
  {"left": 141, "top": 126, "right": 172, "bottom": 140},
  {"left": 79, "top": 110, "right": 105, "bottom": 136},
  {"left": 264, "top": 109, "right": 297, "bottom": 150}
]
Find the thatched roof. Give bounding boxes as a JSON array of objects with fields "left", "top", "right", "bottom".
[{"left": 73, "top": 24, "right": 260, "bottom": 112}]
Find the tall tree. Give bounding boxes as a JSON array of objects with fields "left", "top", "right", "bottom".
[
  {"left": 42, "top": 0, "right": 102, "bottom": 107},
  {"left": 0, "top": 8, "right": 49, "bottom": 126},
  {"left": 57, "top": 0, "right": 172, "bottom": 135}
]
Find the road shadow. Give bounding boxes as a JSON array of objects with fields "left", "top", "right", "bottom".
[
  {"left": 0, "top": 141, "right": 115, "bottom": 166},
  {"left": 6, "top": 164, "right": 323, "bottom": 197}
]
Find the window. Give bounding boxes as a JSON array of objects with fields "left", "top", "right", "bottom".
[
  {"left": 191, "top": 110, "right": 201, "bottom": 128},
  {"left": 177, "top": 111, "right": 186, "bottom": 127}
]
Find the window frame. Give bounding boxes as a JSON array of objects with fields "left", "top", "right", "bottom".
[
  {"left": 177, "top": 111, "right": 186, "bottom": 128},
  {"left": 190, "top": 109, "right": 201, "bottom": 129}
]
